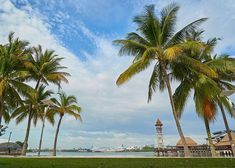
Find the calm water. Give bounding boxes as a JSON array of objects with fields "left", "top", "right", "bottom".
[{"left": 27, "top": 151, "right": 155, "bottom": 157}]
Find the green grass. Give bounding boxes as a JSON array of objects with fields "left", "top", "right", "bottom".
[{"left": 0, "top": 158, "right": 235, "bottom": 168}]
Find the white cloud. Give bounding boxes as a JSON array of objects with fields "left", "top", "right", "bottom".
[
  {"left": 56, "top": 131, "right": 206, "bottom": 148},
  {"left": 0, "top": 138, "right": 7, "bottom": 143},
  {"left": 0, "top": 0, "right": 235, "bottom": 149},
  {"left": 60, "top": 131, "right": 155, "bottom": 148},
  {"left": 0, "top": 0, "right": 168, "bottom": 148}
]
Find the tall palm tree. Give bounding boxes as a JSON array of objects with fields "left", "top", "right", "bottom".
[
  {"left": 195, "top": 75, "right": 220, "bottom": 157},
  {"left": 192, "top": 32, "right": 235, "bottom": 156},
  {"left": 113, "top": 3, "right": 215, "bottom": 157},
  {"left": 20, "top": 45, "right": 70, "bottom": 155},
  {"left": 38, "top": 99, "right": 55, "bottom": 156},
  {"left": 174, "top": 66, "right": 233, "bottom": 157},
  {"left": 0, "top": 33, "right": 33, "bottom": 125},
  {"left": 11, "top": 85, "right": 54, "bottom": 155},
  {"left": 50, "top": 92, "right": 81, "bottom": 156},
  {"left": 173, "top": 30, "right": 235, "bottom": 157},
  {"left": 217, "top": 96, "right": 235, "bottom": 155},
  {"left": 25, "top": 45, "right": 70, "bottom": 89},
  {"left": 205, "top": 56, "right": 235, "bottom": 155}
]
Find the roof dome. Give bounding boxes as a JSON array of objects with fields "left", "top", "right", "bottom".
[{"left": 215, "top": 132, "right": 235, "bottom": 146}]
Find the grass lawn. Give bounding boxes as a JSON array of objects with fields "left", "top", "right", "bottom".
[{"left": 0, "top": 158, "right": 235, "bottom": 168}]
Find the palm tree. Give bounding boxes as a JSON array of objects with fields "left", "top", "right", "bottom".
[
  {"left": 38, "top": 99, "right": 55, "bottom": 156},
  {"left": 20, "top": 45, "right": 70, "bottom": 155},
  {"left": 11, "top": 85, "right": 54, "bottom": 155},
  {"left": 25, "top": 45, "right": 70, "bottom": 89},
  {"left": 195, "top": 76, "right": 220, "bottom": 157},
  {"left": 50, "top": 92, "right": 81, "bottom": 156},
  {"left": 0, "top": 33, "right": 33, "bottom": 125},
  {"left": 205, "top": 56, "right": 235, "bottom": 156},
  {"left": 204, "top": 117, "right": 216, "bottom": 157},
  {"left": 174, "top": 66, "right": 233, "bottom": 157},
  {"left": 113, "top": 3, "right": 215, "bottom": 157},
  {"left": 217, "top": 96, "right": 235, "bottom": 155},
  {"left": 193, "top": 32, "right": 235, "bottom": 157},
  {"left": 173, "top": 30, "right": 235, "bottom": 157}
]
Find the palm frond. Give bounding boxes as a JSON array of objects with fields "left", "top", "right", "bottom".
[
  {"left": 113, "top": 39, "right": 147, "bottom": 57},
  {"left": 173, "top": 79, "right": 192, "bottom": 117},
  {"left": 160, "top": 3, "right": 179, "bottom": 44},
  {"left": 126, "top": 32, "right": 151, "bottom": 46},
  {"left": 219, "top": 96, "right": 235, "bottom": 118},
  {"left": 134, "top": 5, "right": 161, "bottom": 45},
  {"left": 164, "top": 46, "right": 182, "bottom": 60},
  {"left": 148, "top": 63, "right": 159, "bottom": 102},
  {"left": 166, "top": 18, "right": 208, "bottom": 47},
  {"left": 179, "top": 55, "right": 218, "bottom": 78},
  {"left": 116, "top": 58, "right": 151, "bottom": 86}
]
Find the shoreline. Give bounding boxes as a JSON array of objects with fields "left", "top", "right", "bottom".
[{"left": 0, "top": 155, "right": 234, "bottom": 159}]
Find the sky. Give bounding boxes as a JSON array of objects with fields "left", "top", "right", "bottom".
[{"left": 0, "top": 0, "right": 235, "bottom": 149}]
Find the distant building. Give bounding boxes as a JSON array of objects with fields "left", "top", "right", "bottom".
[
  {"left": 214, "top": 132, "right": 235, "bottom": 157},
  {"left": 176, "top": 137, "right": 198, "bottom": 147},
  {"left": 154, "top": 119, "right": 235, "bottom": 157},
  {"left": 0, "top": 142, "right": 22, "bottom": 155},
  {"left": 215, "top": 132, "right": 235, "bottom": 146},
  {"left": 154, "top": 120, "right": 211, "bottom": 157},
  {"left": 210, "top": 130, "right": 235, "bottom": 143}
]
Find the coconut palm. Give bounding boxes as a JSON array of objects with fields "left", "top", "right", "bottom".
[
  {"left": 194, "top": 33, "right": 235, "bottom": 157},
  {"left": 113, "top": 3, "right": 216, "bottom": 157},
  {"left": 205, "top": 56, "right": 235, "bottom": 155},
  {"left": 217, "top": 96, "right": 235, "bottom": 155},
  {"left": 50, "top": 92, "right": 81, "bottom": 156},
  {"left": 11, "top": 85, "right": 54, "bottom": 155},
  {"left": 173, "top": 30, "right": 235, "bottom": 157},
  {"left": 20, "top": 45, "right": 70, "bottom": 155},
  {"left": 38, "top": 99, "right": 54, "bottom": 156},
  {"left": 185, "top": 75, "right": 220, "bottom": 157},
  {"left": 25, "top": 45, "right": 70, "bottom": 89},
  {"left": 174, "top": 64, "right": 234, "bottom": 157},
  {"left": 172, "top": 32, "right": 218, "bottom": 157},
  {"left": 0, "top": 32, "right": 33, "bottom": 125}
]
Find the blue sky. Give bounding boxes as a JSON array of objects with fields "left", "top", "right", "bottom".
[{"left": 0, "top": 0, "right": 235, "bottom": 149}]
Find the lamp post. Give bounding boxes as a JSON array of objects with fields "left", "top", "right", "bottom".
[
  {"left": 38, "top": 99, "right": 53, "bottom": 156},
  {"left": 7, "top": 131, "right": 12, "bottom": 154}
]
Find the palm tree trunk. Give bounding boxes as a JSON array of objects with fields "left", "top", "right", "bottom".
[
  {"left": 53, "top": 115, "right": 63, "bottom": 156},
  {"left": 204, "top": 118, "right": 216, "bottom": 157},
  {"left": 21, "top": 112, "right": 32, "bottom": 155},
  {"left": 38, "top": 107, "right": 47, "bottom": 156},
  {"left": 218, "top": 102, "right": 235, "bottom": 156},
  {"left": 22, "top": 78, "right": 41, "bottom": 155},
  {"left": 162, "top": 65, "right": 191, "bottom": 157},
  {"left": 0, "top": 96, "right": 3, "bottom": 126}
]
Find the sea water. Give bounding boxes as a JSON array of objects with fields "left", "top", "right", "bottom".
[{"left": 27, "top": 151, "right": 155, "bottom": 157}]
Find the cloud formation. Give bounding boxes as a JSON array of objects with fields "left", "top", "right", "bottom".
[{"left": 0, "top": 0, "right": 234, "bottom": 149}]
